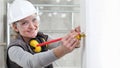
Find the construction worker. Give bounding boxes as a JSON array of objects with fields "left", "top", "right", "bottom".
[{"left": 7, "top": 0, "right": 81, "bottom": 68}]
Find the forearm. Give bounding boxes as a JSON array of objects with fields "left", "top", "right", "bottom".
[{"left": 53, "top": 45, "right": 66, "bottom": 58}]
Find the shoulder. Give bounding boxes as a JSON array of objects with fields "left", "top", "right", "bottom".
[
  {"left": 8, "top": 39, "right": 26, "bottom": 50},
  {"left": 10, "top": 39, "right": 25, "bottom": 46}
]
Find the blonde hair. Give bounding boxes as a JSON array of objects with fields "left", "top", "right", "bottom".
[{"left": 10, "top": 22, "right": 19, "bottom": 39}]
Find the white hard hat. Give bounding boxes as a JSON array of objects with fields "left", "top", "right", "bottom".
[{"left": 8, "top": 0, "right": 37, "bottom": 24}]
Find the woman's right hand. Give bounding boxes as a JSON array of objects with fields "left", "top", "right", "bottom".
[{"left": 53, "top": 30, "right": 79, "bottom": 58}]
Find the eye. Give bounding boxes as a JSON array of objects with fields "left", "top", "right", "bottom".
[
  {"left": 32, "top": 18, "right": 37, "bottom": 22},
  {"left": 21, "top": 21, "right": 29, "bottom": 25}
]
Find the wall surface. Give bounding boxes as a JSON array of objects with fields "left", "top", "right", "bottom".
[
  {"left": 0, "top": 45, "right": 6, "bottom": 68},
  {"left": 0, "top": 0, "right": 5, "bottom": 42},
  {"left": 0, "top": 0, "right": 6, "bottom": 68},
  {"left": 85, "top": 0, "right": 120, "bottom": 68}
]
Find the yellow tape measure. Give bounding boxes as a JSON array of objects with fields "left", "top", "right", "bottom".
[{"left": 75, "top": 33, "right": 86, "bottom": 40}]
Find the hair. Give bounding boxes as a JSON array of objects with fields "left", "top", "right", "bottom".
[{"left": 10, "top": 21, "right": 19, "bottom": 39}]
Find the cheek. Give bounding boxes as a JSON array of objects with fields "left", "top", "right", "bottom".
[
  {"left": 18, "top": 27, "right": 27, "bottom": 35},
  {"left": 35, "top": 23, "right": 39, "bottom": 29}
]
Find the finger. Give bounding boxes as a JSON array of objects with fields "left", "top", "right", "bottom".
[
  {"left": 67, "top": 32, "right": 78, "bottom": 42},
  {"left": 75, "top": 41, "right": 80, "bottom": 48},
  {"left": 66, "top": 38, "right": 77, "bottom": 48},
  {"left": 62, "top": 33, "right": 70, "bottom": 41},
  {"left": 70, "top": 39, "right": 79, "bottom": 49},
  {"left": 62, "top": 29, "right": 80, "bottom": 45},
  {"left": 75, "top": 26, "right": 81, "bottom": 32},
  {"left": 70, "top": 29, "right": 75, "bottom": 33}
]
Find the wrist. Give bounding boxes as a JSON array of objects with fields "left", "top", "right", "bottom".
[{"left": 53, "top": 45, "right": 66, "bottom": 58}]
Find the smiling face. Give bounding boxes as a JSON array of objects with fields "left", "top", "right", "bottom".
[{"left": 12, "top": 14, "right": 39, "bottom": 40}]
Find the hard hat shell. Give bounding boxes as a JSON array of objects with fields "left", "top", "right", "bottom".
[{"left": 8, "top": 0, "right": 37, "bottom": 24}]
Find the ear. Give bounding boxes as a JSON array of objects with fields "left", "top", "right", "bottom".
[{"left": 12, "top": 23, "right": 19, "bottom": 32}]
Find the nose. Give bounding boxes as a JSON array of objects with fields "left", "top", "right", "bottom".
[{"left": 29, "top": 22, "right": 35, "bottom": 29}]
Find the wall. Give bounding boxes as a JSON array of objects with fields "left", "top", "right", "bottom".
[
  {"left": 0, "top": 43, "right": 6, "bottom": 68},
  {"left": 0, "top": 0, "right": 5, "bottom": 42},
  {"left": 0, "top": 0, "right": 6, "bottom": 68},
  {"left": 85, "top": 0, "right": 120, "bottom": 68}
]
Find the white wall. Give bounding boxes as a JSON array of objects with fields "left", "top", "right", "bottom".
[
  {"left": 0, "top": 45, "right": 6, "bottom": 68},
  {"left": 0, "top": 0, "right": 5, "bottom": 42},
  {"left": 85, "top": 0, "right": 120, "bottom": 68},
  {"left": 0, "top": 0, "right": 6, "bottom": 68}
]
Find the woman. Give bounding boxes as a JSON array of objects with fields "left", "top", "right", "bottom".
[{"left": 7, "top": 0, "right": 81, "bottom": 68}]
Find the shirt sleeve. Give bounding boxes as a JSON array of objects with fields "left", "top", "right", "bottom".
[
  {"left": 47, "top": 36, "right": 61, "bottom": 49},
  {"left": 8, "top": 46, "right": 58, "bottom": 68}
]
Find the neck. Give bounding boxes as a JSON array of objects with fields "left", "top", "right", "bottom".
[{"left": 21, "top": 36, "right": 32, "bottom": 43}]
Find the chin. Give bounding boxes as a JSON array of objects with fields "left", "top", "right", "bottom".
[
  {"left": 31, "top": 33, "right": 37, "bottom": 38},
  {"left": 25, "top": 31, "right": 38, "bottom": 38}
]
